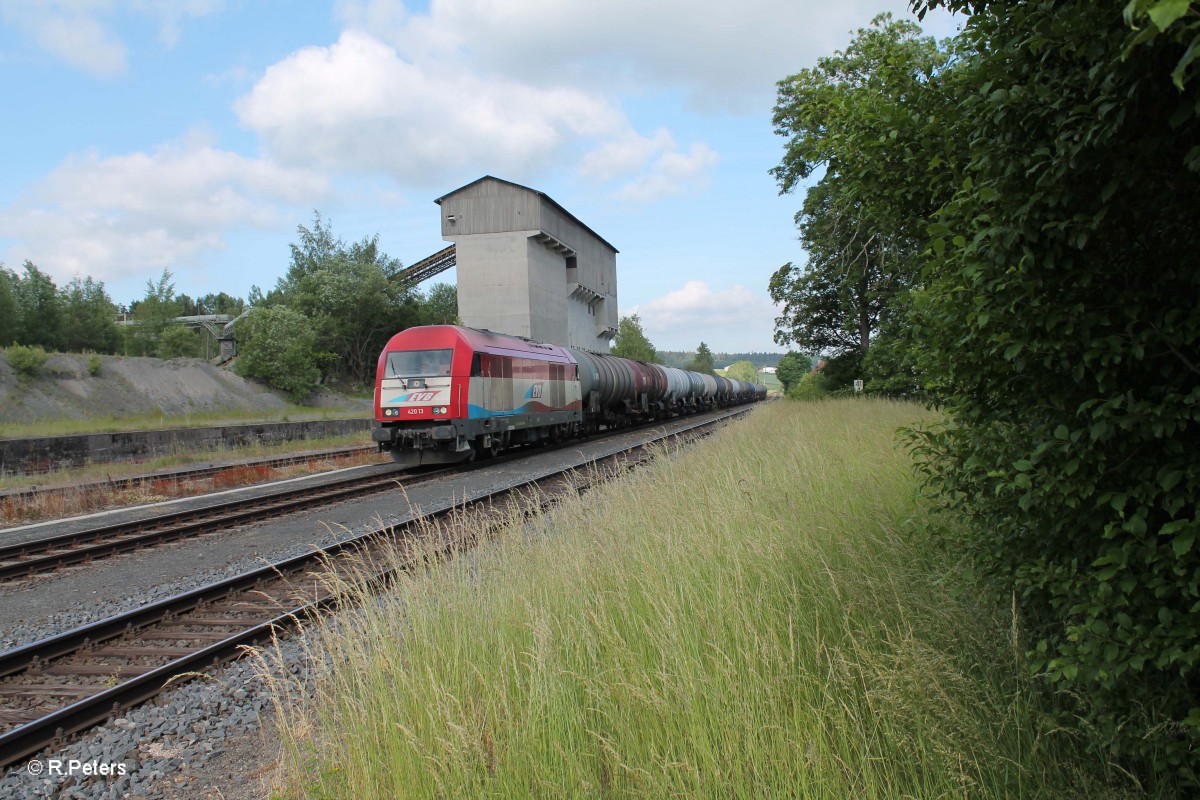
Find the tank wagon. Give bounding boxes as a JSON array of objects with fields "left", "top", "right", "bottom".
[{"left": 372, "top": 325, "right": 766, "bottom": 467}]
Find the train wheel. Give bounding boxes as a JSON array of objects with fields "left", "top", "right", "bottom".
[{"left": 474, "top": 435, "right": 497, "bottom": 459}]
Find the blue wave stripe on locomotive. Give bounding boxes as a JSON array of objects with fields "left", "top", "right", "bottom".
[{"left": 467, "top": 401, "right": 580, "bottom": 419}]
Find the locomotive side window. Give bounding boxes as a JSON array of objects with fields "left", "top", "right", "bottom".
[{"left": 385, "top": 349, "right": 453, "bottom": 378}]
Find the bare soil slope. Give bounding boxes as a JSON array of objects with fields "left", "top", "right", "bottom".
[{"left": 0, "top": 352, "right": 366, "bottom": 427}]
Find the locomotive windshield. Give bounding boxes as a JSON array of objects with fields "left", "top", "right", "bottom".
[{"left": 385, "top": 349, "right": 453, "bottom": 378}]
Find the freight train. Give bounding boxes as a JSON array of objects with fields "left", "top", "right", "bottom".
[{"left": 371, "top": 325, "right": 767, "bottom": 467}]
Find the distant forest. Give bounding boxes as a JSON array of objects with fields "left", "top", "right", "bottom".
[{"left": 656, "top": 351, "right": 784, "bottom": 370}]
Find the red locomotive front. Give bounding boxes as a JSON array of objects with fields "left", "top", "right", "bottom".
[{"left": 373, "top": 325, "right": 582, "bottom": 467}]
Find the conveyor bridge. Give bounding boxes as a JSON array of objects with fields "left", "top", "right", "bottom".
[{"left": 394, "top": 244, "right": 456, "bottom": 288}]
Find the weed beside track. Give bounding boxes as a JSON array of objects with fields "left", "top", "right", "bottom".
[{"left": 261, "top": 399, "right": 1141, "bottom": 799}]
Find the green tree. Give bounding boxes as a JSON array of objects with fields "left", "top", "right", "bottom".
[
  {"left": 785, "top": 370, "right": 827, "bottom": 401},
  {"left": 155, "top": 325, "right": 201, "bottom": 359},
  {"left": 273, "top": 213, "right": 416, "bottom": 385},
  {"left": 0, "top": 267, "right": 16, "bottom": 347},
  {"left": 725, "top": 360, "right": 758, "bottom": 383},
  {"left": 12, "top": 261, "right": 65, "bottom": 350},
  {"left": 770, "top": 14, "right": 955, "bottom": 388},
  {"left": 909, "top": 0, "right": 1200, "bottom": 783},
  {"left": 420, "top": 283, "right": 458, "bottom": 325},
  {"left": 236, "top": 305, "right": 328, "bottom": 398},
  {"left": 685, "top": 342, "right": 715, "bottom": 375},
  {"left": 774, "top": 352, "right": 811, "bottom": 392},
  {"left": 60, "top": 276, "right": 120, "bottom": 353},
  {"left": 197, "top": 292, "right": 245, "bottom": 316},
  {"left": 611, "top": 313, "right": 658, "bottom": 363},
  {"left": 176, "top": 293, "right": 200, "bottom": 317},
  {"left": 126, "top": 269, "right": 183, "bottom": 357}
]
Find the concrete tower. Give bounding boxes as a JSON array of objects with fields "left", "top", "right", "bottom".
[{"left": 436, "top": 176, "right": 618, "bottom": 351}]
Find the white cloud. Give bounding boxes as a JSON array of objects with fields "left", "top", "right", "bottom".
[
  {"left": 578, "top": 129, "right": 676, "bottom": 183},
  {"left": 0, "top": 137, "right": 326, "bottom": 285},
  {"left": 0, "top": 0, "right": 222, "bottom": 76},
  {"left": 0, "top": 0, "right": 126, "bottom": 77},
  {"left": 339, "top": 0, "right": 962, "bottom": 112},
  {"left": 616, "top": 142, "right": 719, "bottom": 203},
  {"left": 334, "top": 0, "right": 409, "bottom": 35},
  {"left": 629, "top": 280, "right": 778, "bottom": 351},
  {"left": 133, "top": 0, "right": 223, "bottom": 47},
  {"left": 235, "top": 30, "right": 717, "bottom": 194}
]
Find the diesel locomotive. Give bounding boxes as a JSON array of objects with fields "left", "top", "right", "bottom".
[{"left": 371, "top": 325, "right": 767, "bottom": 467}]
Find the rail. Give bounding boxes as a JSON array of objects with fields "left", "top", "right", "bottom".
[{"left": 0, "top": 406, "right": 752, "bottom": 768}]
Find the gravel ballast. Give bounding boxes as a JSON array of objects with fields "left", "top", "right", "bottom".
[{"left": 0, "top": 411, "right": 745, "bottom": 798}]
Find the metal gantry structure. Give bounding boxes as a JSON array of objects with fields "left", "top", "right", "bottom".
[{"left": 393, "top": 244, "right": 456, "bottom": 289}]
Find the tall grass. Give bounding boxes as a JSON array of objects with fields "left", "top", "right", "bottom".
[
  {"left": 262, "top": 400, "right": 1136, "bottom": 799},
  {"left": 0, "top": 405, "right": 365, "bottom": 440}
]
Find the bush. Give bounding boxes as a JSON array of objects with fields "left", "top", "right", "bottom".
[
  {"left": 236, "top": 305, "right": 328, "bottom": 399},
  {"left": 87, "top": 354, "right": 102, "bottom": 376},
  {"left": 910, "top": 1, "right": 1200, "bottom": 786},
  {"left": 155, "top": 325, "right": 201, "bottom": 359},
  {"left": 785, "top": 371, "right": 827, "bottom": 401},
  {"left": 7, "top": 345, "right": 48, "bottom": 376}
]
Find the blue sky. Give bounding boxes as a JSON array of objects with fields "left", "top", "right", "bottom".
[{"left": 0, "top": 0, "right": 961, "bottom": 352}]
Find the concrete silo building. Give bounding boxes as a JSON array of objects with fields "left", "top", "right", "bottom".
[{"left": 435, "top": 176, "right": 619, "bottom": 352}]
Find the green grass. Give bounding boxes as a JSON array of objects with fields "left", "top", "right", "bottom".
[
  {"left": 261, "top": 399, "right": 1138, "bottom": 799},
  {"left": 0, "top": 405, "right": 365, "bottom": 440}
]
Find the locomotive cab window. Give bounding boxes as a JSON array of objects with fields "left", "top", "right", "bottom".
[{"left": 385, "top": 349, "right": 453, "bottom": 378}]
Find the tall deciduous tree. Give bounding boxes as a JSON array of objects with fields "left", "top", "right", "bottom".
[
  {"left": 197, "top": 292, "right": 245, "bottom": 316},
  {"left": 273, "top": 213, "right": 416, "bottom": 384},
  {"left": 126, "top": 269, "right": 185, "bottom": 357},
  {"left": 0, "top": 267, "right": 16, "bottom": 347},
  {"left": 60, "top": 276, "right": 120, "bottom": 353},
  {"left": 12, "top": 261, "right": 65, "bottom": 350},
  {"left": 770, "top": 14, "right": 955, "bottom": 387},
  {"left": 420, "top": 283, "right": 458, "bottom": 325},
  {"left": 611, "top": 314, "right": 658, "bottom": 363}
]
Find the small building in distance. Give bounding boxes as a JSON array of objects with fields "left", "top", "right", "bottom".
[{"left": 436, "top": 176, "right": 618, "bottom": 351}]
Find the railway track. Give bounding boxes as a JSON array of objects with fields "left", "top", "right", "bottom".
[
  {"left": 0, "top": 407, "right": 749, "bottom": 769},
  {"left": 0, "top": 443, "right": 375, "bottom": 510},
  {"left": 0, "top": 463, "right": 452, "bottom": 582}
]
